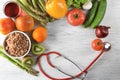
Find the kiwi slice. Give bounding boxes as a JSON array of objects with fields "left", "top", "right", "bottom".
[
  {"left": 22, "top": 56, "right": 35, "bottom": 68},
  {"left": 32, "top": 44, "right": 45, "bottom": 55}
]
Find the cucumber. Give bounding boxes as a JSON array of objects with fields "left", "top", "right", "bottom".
[
  {"left": 90, "top": 0, "right": 107, "bottom": 28},
  {"left": 83, "top": 0, "right": 98, "bottom": 28}
]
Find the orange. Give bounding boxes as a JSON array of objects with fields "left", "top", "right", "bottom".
[
  {"left": 15, "top": 15, "right": 34, "bottom": 32},
  {"left": 0, "top": 18, "right": 15, "bottom": 35},
  {"left": 32, "top": 27, "right": 48, "bottom": 43}
]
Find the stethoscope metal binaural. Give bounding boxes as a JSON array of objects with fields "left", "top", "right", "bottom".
[{"left": 37, "top": 42, "right": 111, "bottom": 80}]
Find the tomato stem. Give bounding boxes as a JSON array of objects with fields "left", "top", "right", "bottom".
[
  {"left": 97, "top": 42, "right": 102, "bottom": 45},
  {"left": 74, "top": 14, "right": 78, "bottom": 18}
]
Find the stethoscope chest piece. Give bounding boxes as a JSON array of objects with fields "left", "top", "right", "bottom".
[{"left": 104, "top": 42, "right": 111, "bottom": 51}]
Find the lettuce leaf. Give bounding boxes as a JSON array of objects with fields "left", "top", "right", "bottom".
[{"left": 66, "top": 0, "right": 88, "bottom": 8}]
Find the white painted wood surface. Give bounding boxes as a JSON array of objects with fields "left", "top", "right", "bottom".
[{"left": 0, "top": 0, "right": 120, "bottom": 80}]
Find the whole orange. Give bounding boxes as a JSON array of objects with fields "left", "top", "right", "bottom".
[
  {"left": 0, "top": 18, "right": 15, "bottom": 35},
  {"left": 15, "top": 15, "right": 34, "bottom": 32},
  {"left": 32, "top": 27, "right": 48, "bottom": 43}
]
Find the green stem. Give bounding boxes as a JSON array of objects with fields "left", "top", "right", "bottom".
[
  {"left": 32, "top": 0, "right": 44, "bottom": 13},
  {"left": 38, "top": 0, "right": 46, "bottom": 12},
  {"left": 31, "top": 0, "right": 38, "bottom": 9},
  {"left": 26, "top": 0, "right": 33, "bottom": 7},
  {"left": 36, "top": 0, "right": 45, "bottom": 12}
]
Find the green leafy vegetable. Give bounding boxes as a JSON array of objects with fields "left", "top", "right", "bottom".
[
  {"left": 66, "top": 0, "right": 88, "bottom": 8},
  {"left": 78, "top": 0, "right": 88, "bottom": 4},
  {"left": 73, "top": 2, "right": 81, "bottom": 8},
  {"left": 66, "top": 0, "right": 73, "bottom": 8}
]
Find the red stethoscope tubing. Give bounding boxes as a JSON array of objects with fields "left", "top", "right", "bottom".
[{"left": 37, "top": 49, "right": 105, "bottom": 80}]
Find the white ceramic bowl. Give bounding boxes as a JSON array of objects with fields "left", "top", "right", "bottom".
[{"left": 3, "top": 31, "right": 31, "bottom": 58}]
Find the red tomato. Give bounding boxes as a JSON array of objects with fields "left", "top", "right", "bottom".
[
  {"left": 92, "top": 38, "right": 104, "bottom": 51},
  {"left": 66, "top": 8, "right": 86, "bottom": 26}
]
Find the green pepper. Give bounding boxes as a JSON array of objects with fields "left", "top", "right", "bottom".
[{"left": 32, "top": 44, "right": 45, "bottom": 55}]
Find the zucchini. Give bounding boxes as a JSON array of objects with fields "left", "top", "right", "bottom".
[
  {"left": 90, "top": 0, "right": 107, "bottom": 28},
  {"left": 83, "top": 0, "right": 98, "bottom": 28}
]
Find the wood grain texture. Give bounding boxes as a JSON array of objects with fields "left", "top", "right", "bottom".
[{"left": 0, "top": 0, "right": 120, "bottom": 80}]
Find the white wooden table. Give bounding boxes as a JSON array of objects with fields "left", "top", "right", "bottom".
[{"left": 0, "top": 0, "right": 120, "bottom": 80}]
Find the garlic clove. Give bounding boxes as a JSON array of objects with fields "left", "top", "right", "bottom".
[{"left": 82, "top": 1, "right": 93, "bottom": 10}]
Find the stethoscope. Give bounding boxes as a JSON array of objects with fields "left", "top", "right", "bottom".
[{"left": 37, "top": 42, "right": 111, "bottom": 80}]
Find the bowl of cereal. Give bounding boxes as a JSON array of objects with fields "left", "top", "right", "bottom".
[{"left": 3, "top": 31, "right": 31, "bottom": 58}]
